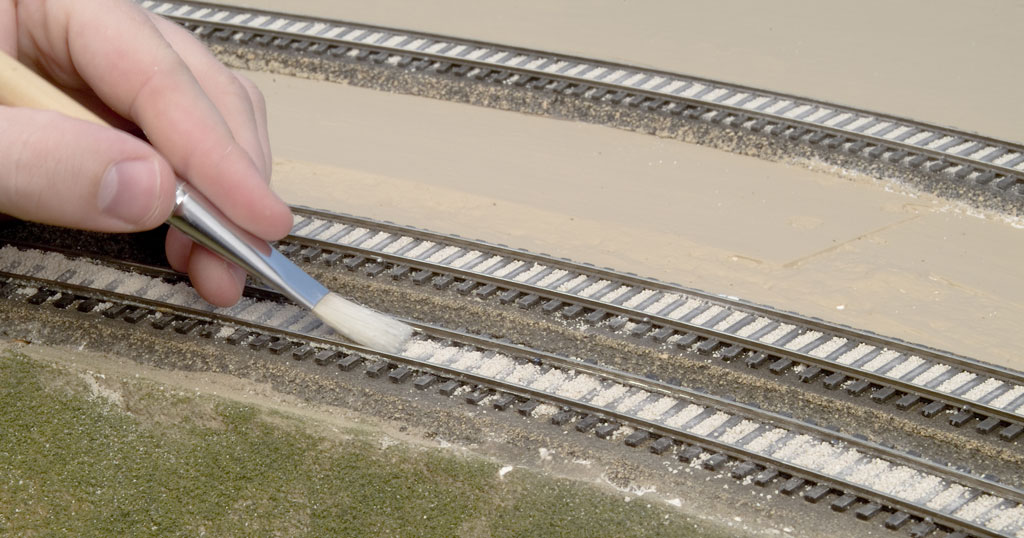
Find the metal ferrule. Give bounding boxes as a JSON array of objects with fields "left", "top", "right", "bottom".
[{"left": 167, "top": 182, "right": 328, "bottom": 310}]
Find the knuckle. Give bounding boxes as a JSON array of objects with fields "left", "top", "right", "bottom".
[{"left": 0, "top": 110, "right": 51, "bottom": 210}]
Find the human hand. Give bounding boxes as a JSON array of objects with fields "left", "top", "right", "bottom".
[{"left": 0, "top": 0, "right": 293, "bottom": 306}]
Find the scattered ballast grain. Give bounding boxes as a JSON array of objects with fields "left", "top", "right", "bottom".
[
  {"left": 962, "top": 378, "right": 1004, "bottom": 402},
  {"left": 664, "top": 404, "right": 705, "bottom": 429},
  {"left": 512, "top": 263, "right": 546, "bottom": 282},
  {"left": 927, "top": 484, "right": 970, "bottom": 510},
  {"left": 636, "top": 396, "right": 679, "bottom": 420},
  {"left": 759, "top": 323, "right": 796, "bottom": 344},
  {"left": 640, "top": 76, "right": 665, "bottom": 90},
  {"left": 424, "top": 41, "right": 447, "bottom": 54},
  {"left": 292, "top": 218, "right": 322, "bottom": 236},
  {"left": 235, "top": 302, "right": 275, "bottom": 323},
  {"left": 690, "top": 305, "right": 724, "bottom": 326},
  {"left": 589, "top": 383, "right": 629, "bottom": 407},
  {"left": 844, "top": 116, "right": 873, "bottom": 131},
  {"left": 836, "top": 343, "right": 875, "bottom": 365},
  {"left": 905, "top": 131, "right": 934, "bottom": 145},
  {"left": 994, "top": 151, "right": 1021, "bottom": 166},
  {"left": 911, "top": 363, "right": 950, "bottom": 386},
  {"left": 13, "top": 284, "right": 37, "bottom": 297},
  {"left": 680, "top": 83, "right": 705, "bottom": 98},
  {"left": 116, "top": 274, "right": 152, "bottom": 295},
  {"left": 535, "top": 269, "right": 568, "bottom": 288},
  {"left": 337, "top": 227, "right": 370, "bottom": 245},
  {"left": 505, "top": 362, "right": 541, "bottom": 386},
  {"left": 381, "top": 236, "right": 414, "bottom": 254},
  {"left": 713, "top": 311, "right": 747, "bottom": 331},
  {"left": 884, "top": 355, "right": 925, "bottom": 380},
  {"left": 556, "top": 373, "right": 602, "bottom": 400},
  {"left": 312, "top": 222, "right": 347, "bottom": 241},
  {"left": 428, "top": 345, "right": 461, "bottom": 366},
  {"left": 163, "top": 282, "right": 200, "bottom": 306},
  {"left": 689, "top": 411, "right": 730, "bottom": 436},
  {"left": 582, "top": 67, "right": 608, "bottom": 80},
  {"left": 821, "top": 448, "right": 863, "bottom": 477},
  {"left": 530, "top": 368, "right": 566, "bottom": 392},
  {"left": 844, "top": 457, "right": 892, "bottom": 489},
  {"left": 10, "top": 244, "right": 1024, "bottom": 528},
  {"left": 955, "top": 494, "right": 1001, "bottom": 521},
  {"left": 744, "top": 428, "right": 787, "bottom": 454},
  {"left": 473, "top": 255, "right": 505, "bottom": 274},
  {"left": 901, "top": 475, "right": 944, "bottom": 504},
  {"left": 562, "top": 63, "right": 588, "bottom": 77},
  {"left": 426, "top": 245, "right": 461, "bottom": 263},
  {"left": 735, "top": 316, "right": 771, "bottom": 338},
  {"left": 936, "top": 371, "right": 977, "bottom": 394},
  {"left": 808, "top": 337, "right": 848, "bottom": 358},
  {"left": 772, "top": 434, "right": 814, "bottom": 462},
  {"left": 473, "top": 354, "right": 515, "bottom": 378},
  {"left": 968, "top": 147, "right": 994, "bottom": 160},
  {"left": 784, "top": 330, "right": 823, "bottom": 351},
  {"left": 532, "top": 403, "right": 560, "bottom": 418},
  {"left": 643, "top": 293, "right": 681, "bottom": 315},
  {"left": 862, "top": 349, "right": 901, "bottom": 372},
  {"left": 614, "top": 390, "right": 652, "bottom": 414},
  {"left": 990, "top": 386, "right": 1024, "bottom": 409},
  {"left": 666, "top": 298, "right": 703, "bottom": 320},
  {"left": 578, "top": 279, "right": 612, "bottom": 298},
  {"left": 543, "top": 61, "right": 568, "bottom": 73},
  {"left": 879, "top": 467, "right": 924, "bottom": 498},
  {"left": 491, "top": 260, "right": 525, "bottom": 278},
  {"left": 404, "top": 240, "right": 436, "bottom": 259},
  {"left": 601, "top": 285, "right": 633, "bottom": 304},
  {"left": 265, "top": 304, "right": 304, "bottom": 327},
  {"left": 717, "top": 420, "right": 759, "bottom": 444},
  {"left": 788, "top": 440, "right": 843, "bottom": 470},
  {"left": 622, "top": 289, "right": 656, "bottom": 309},
  {"left": 985, "top": 504, "right": 1024, "bottom": 533},
  {"left": 555, "top": 274, "right": 588, "bottom": 292},
  {"left": 360, "top": 230, "right": 391, "bottom": 248},
  {"left": 451, "top": 350, "right": 485, "bottom": 371},
  {"left": 449, "top": 250, "right": 484, "bottom": 269}
]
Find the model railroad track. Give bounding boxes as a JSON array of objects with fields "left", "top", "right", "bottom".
[
  {"left": 275, "top": 207, "right": 1024, "bottom": 445},
  {"left": 142, "top": 0, "right": 1024, "bottom": 208},
  {"left": 1, "top": 244, "right": 1023, "bottom": 537}
]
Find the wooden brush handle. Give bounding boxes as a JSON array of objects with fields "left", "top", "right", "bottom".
[{"left": 0, "top": 50, "right": 108, "bottom": 126}]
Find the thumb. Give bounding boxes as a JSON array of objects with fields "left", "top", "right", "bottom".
[{"left": 0, "top": 106, "right": 176, "bottom": 232}]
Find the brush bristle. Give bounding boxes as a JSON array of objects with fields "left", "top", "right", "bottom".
[{"left": 311, "top": 293, "right": 413, "bottom": 353}]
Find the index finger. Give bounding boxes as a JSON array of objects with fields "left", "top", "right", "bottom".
[{"left": 19, "top": 0, "right": 292, "bottom": 240}]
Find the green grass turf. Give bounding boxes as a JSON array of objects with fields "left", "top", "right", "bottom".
[{"left": 0, "top": 350, "right": 733, "bottom": 537}]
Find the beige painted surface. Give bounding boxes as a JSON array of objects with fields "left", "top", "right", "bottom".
[
  {"left": 222, "top": 0, "right": 1024, "bottom": 144},
  {"left": 250, "top": 71, "right": 1024, "bottom": 369}
]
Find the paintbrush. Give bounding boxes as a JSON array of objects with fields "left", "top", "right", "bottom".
[{"left": 0, "top": 51, "right": 413, "bottom": 353}]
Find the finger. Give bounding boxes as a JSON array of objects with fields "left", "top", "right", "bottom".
[
  {"left": 18, "top": 0, "right": 292, "bottom": 239},
  {"left": 147, "top": 14, "right": 271, "bottom": 181},
  {"left": 188, "top": 245, "right": 246, "bottom": 307},
  {"left": 235, "top": 73, "right": 273, "bottom": 175},
  {"left": 0, "top": 107, "right": 175, "bottom": 231},
  {"left": 0, "top": 1, "right": 16, "bottom": 57},
  {"left": 166, "top": 225, "right": 247, "bottom": 307},
  {"left": 165, "top": 227, "right": 192, "bottom": 272}
]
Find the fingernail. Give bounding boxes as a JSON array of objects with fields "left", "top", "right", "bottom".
[{"left": 98, "top": 158, "right": 161, "bottom": 226}]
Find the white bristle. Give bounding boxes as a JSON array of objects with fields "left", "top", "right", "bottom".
[{"left": 311, "top": 292, "right": 413, "bottom": 353}]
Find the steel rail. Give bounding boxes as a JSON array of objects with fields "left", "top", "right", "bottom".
[
  {"left": 0, "top": 260, "right": 1019, "bottom": 537},
  {"left": 146, "top": 0, "right": 1024, "bottom": 197},
  {"left": 281, "top": 207, "right": 1024, "bottom": 428}
]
